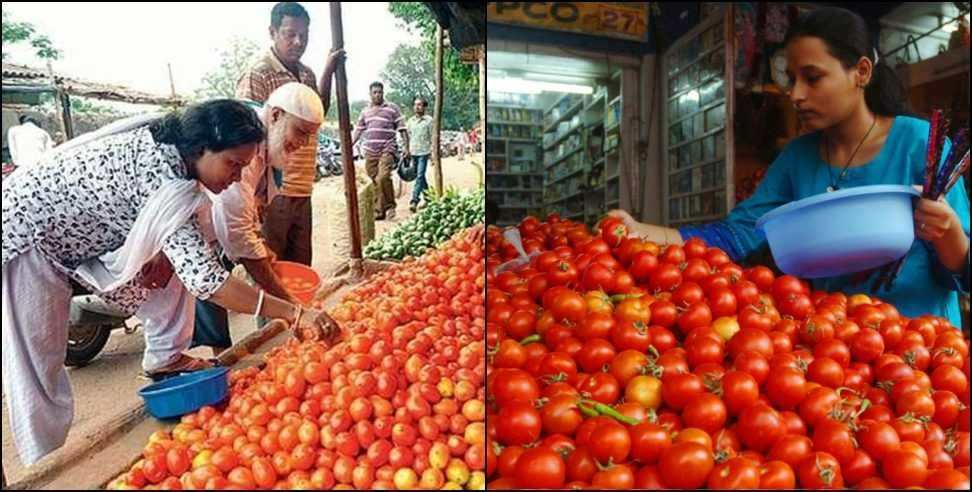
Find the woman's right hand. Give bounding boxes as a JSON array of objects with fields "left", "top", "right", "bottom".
[
  {"left": 606, "top": 209, "right": 645, "bottom": 235},
  {"left": 606, "top": 209, "right": 683, "bottom": 246},
  {"left": 294, "top": 308, "right": 342, "bottom": 344}
]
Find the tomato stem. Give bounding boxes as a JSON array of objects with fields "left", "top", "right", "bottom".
[
  {"left": 519, "top": 334, "right": 541, "bottom": 345},
  {"left": 646, "top": 345, "right": 660, "bottom": 361}
]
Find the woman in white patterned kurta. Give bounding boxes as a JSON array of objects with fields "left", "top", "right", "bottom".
[{"left": 1, "top": 100, "right": 336, "bottom": 465}]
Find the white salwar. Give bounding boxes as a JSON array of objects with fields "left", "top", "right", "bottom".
[{"left": 2, "top": 249, "right": 74, "bottom": 466}]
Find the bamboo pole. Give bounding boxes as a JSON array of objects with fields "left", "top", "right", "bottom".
[
  {"left": 479, "top": 45, "right": 486, "bottom": 176},
  {"left": 47, "top": 61, "right": 73, "bottom": 140},
  {"left": 329, "top": 2, "right": 364, "bottom": 271},
  {"left": 432, "top": 25, "right": 445, "bottom": 197},
  {"left": 167, "top": 63, "right": 177, "bottom": 98}
]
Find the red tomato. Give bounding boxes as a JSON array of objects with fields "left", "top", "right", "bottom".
[
  {"left": 733, "top": 350, "right": 770, "bottom": 386},
  {"left": 797, "top": 452, "right": 844, "bottom": 489},
  {"left": 707, "top": 457, "right": 760, "bottom": 489},
  {"left": 491, "top": 369, "right": 540, "bottom": 407},
  {"left": 924, "top": 469, "right": 971, "bottom": 489},
  {"left": 851, "top": 328, "right": 885, "bottom": 363},
  {"left": 496, "top": 401, "right": 541, "bottom": 446},
  {"left": 759, "top": 460, "right": 796, "bottom": 489},
  {"left": 768, "top": 434, "right": 814, "bottom": 468},
  {"left": 588, "top": 421, "right": 632, "bottom": 464},
  {"left": 882, "top": 449, "right": 929, "bottom": 488},
  {"left": 629, "top": 422, "right": 672, "bottom": 464},
  {"left": 856, "top": 420, "right": 900, "bottom": 462},
  {"left": 842, "top": 449, "right": 877, "bottom": 486},
  {"left": 807, "top": 357, "right": 845, "bottom": 388},
  {"left": 661, "top": 372, "right": 704, "bottom": 411},
  {"left": 575, "top": 338, "right": 617, "bottom": 374},
  {"left": 577, "top": 372, "right": 620, "bottom": 405},
  {"left": 681, "top": 393, "right": 727, "bottom": 435},
  {"left": 565, "top": 447, "right": 597, "bottom": 483},
  {"left": 513, "top": 447, "right": 566, "bottom": 489},
  {"left": 591, "top": 463, "right": 635, "bottom": 489},
  {"left": 658, "top": 441, "right": 714, "bottom": 489},
  {"left": 721, "top": 370, "right": 760, "bottom": 416},
  {"left": 737, "top": 403, "right": 785, "bottom": 453},
  {"left": 799, "top": 387, "right": 839, "bottom": 429},
  {"left": 765, "top": 367, "right": 807, "bottom": 410},
  {"left": 539, "top": 395, "right": 583, "bottom": 436}
]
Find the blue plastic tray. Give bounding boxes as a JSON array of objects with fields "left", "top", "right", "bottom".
[
  {"left": 756, "top": 185, "right": 919, "bottom": 278},
  {"left": 139, "top": 367, "right": 230, "bottom": 419}
]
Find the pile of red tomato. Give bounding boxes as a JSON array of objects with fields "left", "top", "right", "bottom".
[
  {"left": 486, "top": 214, "right": 971, "bottom": 489},
  {"left": 109, "top": 231, "right": 487, "bottom": 490}
]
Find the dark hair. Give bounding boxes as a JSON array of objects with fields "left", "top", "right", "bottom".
[
  {"left": 19, "top": 115, "right": 40, "bottom": 125},
  {"left": 369, "top": 81, "right": 384, "bottom": 91},
  {"left": 150, "top": 99, "right": 265, "bottom": 165},
  {"left": 414, "top": 96, "right": 428, "bottom": 106},
  {"left": 271, "top": 2, "right": 310, "bottom": 30},
  {"left": 784, "top": 7, "right": 910, "bottom": 117}
]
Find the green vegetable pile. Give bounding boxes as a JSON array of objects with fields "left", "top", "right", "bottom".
[{"left": 364, "top": 187, "right": 485, "bottom": 261}]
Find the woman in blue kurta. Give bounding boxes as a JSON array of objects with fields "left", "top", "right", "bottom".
[{"left": 611, "top": 7, "right": 970, "bottom": 327}]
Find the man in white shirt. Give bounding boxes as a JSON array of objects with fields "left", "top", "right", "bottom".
[
  {"left": 7, "top": 115, "right": 53, "bottom": 170},
  {"left": 405, "top": 97, "right": 433, "bottom": 212}
]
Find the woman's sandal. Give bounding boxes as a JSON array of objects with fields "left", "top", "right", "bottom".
[{"left": 141, "top": 353, "right": 221, "bottom": 382}]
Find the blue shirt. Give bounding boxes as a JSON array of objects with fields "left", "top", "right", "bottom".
[{"left": 681, "top": 116, "right": 970, "bottom": 327}]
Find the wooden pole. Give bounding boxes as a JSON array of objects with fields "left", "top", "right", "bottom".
[
  {"left": 329, "top": 2, "right": 364, "bottom": 267},
  {"left": 478, "top": 45, "right": 485, "bottom": 172},
  {"left": 59, "top": 91, "right": 74, "bottom": 140},
  {"left": 167, "top": 63, "right": 177, "bottom": 98},
  {"left": 47, "top": 61, "right": 73, "bottom": 140},
  {"left": 432, "top": 25, "right": 445, "bottom": 197}
]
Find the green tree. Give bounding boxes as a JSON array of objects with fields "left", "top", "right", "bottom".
[
  {"left": 194, "top": 36, "right": 261, "bottom": 100},
  {"left": 387, "top": 2, "right": 479, "bottom": 129},
  {"left": 2, "top": 10, "right": 62, "bottom": 60},
  {"left": 380, "top": 43, "right": 477, "bottom": 129},
  {"left": 381, "top": 44, "right": 435, "bottom": 113}
]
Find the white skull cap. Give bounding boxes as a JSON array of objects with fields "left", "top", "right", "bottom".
[{"left": 266, "top": 82, "right": 324, "bottom": 124}]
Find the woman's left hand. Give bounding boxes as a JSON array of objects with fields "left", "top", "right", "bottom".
[
  {"left": 913, "top": 186, "right": 962, "bottom": 243},
  {"left": 914, "top": 190, "right": 970, "bottom": 273}
]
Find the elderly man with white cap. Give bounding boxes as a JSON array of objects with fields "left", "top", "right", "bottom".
[
  {"left": 184, "top": 81, "right": 333, "bottom": 364},
  {"left": 1, "top": 84, "right": 340, "bottom": 466}
]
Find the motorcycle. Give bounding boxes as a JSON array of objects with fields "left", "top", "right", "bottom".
[
  {"left": 66, "top": 280, "right": 139, "bottom": 367},
  {"left": 315, "top": 134, "right": 346, "bottom": 181}
]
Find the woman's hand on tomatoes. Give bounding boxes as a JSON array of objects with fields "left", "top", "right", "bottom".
[{"left": 606, "top": 209, "right": 642, "bottom": 235}]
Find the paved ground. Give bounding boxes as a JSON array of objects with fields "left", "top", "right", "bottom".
[{"left": 0, "top": 154, "right": 482, "bottom": 487}]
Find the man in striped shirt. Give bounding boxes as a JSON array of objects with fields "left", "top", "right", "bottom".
[{"left": 352, "top": 81, "right": 410, "bottom": 220}]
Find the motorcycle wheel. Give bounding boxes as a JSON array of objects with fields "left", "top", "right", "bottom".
[{"left": 65, "top": 324, "right": 114, "bottom": 367}]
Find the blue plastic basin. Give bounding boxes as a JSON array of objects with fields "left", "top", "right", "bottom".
[
  {"left": 755, "top": 185, "right": 919, "bottom": 278},
  {"left": 139, "top": 367, "right": 229, "bottom": 419}
]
